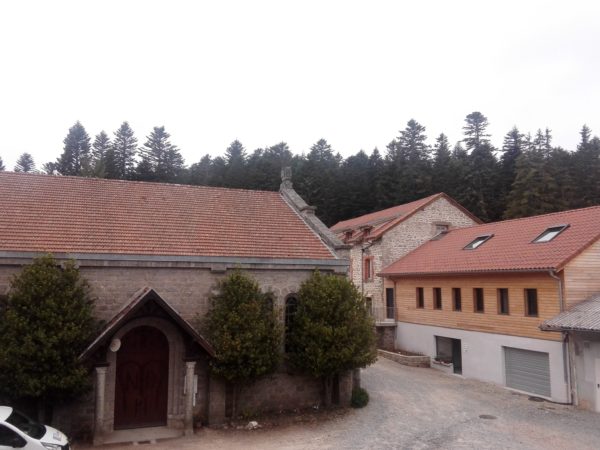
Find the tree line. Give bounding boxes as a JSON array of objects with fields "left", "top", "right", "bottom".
[{"left": 1, "top": 112, "right": 599, "bottom": 225}]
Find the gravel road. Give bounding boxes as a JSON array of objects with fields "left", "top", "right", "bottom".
[{"left": 90, "top": 358, "right": 600, "bottom": 449}]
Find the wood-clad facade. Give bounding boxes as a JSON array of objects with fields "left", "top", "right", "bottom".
[
  {"left": 385, "top": 272, "right": 564, "bottom": 341},
  {"left": 563, "top": 238, "right": 600, "bottom": 309}
]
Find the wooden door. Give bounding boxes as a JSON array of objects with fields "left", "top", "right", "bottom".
[{"left": 114, "top": 326, "right": 169, "bottom": 429}]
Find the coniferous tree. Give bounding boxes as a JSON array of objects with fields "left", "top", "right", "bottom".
[
  {"left": 432, "top": 133, "right": 452, "bottom": 194},
  {"left": 295, "top": 139, "right": 341, "bottom": 226},
  {"left": 337, "top": 150, "right": 373, "bottom": 221},
  {"left": 137, "top": 126, "right": 185, "bottom": 183},
  {"left": 14, "top": 153, "right": 35, "bottom": 173},
  {"left": 189, "top": 155, "right": 214, "bottom": 186},
  {"left": 498, "top": 127, "right": 525, "bottom": 213},
  {"left": 572, "top": 125, "right": 600, "bottom": 207},
  {"left": 463, "top": 111, "right": 491, "bottom": 152},
  {"left": 110, "top": 122, "right": 138, "bottom": 179},
  {"left": 0, "top": 155, "right": 6, "bottom": 171},
  {"left": 55, "top": 121, "right": 91, "bottom": 176},
  {"left": 91, "top": 131, "right": 111, "bottom": 177},
  {"left": 223, "top": 140, "right": 247, "bottom": 188}
]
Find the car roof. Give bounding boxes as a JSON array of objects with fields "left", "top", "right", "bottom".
[{"left": 0, "top": 406, "right": 13, "bottom": 422}]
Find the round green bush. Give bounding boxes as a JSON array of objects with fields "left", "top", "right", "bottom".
[{"left": 351, "top": 387, "right": 369, "bottom": 408}]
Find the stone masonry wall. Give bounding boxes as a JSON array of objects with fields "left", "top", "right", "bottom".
[{"left": 359, "top": 197, "right": 477, "bottom": 315}]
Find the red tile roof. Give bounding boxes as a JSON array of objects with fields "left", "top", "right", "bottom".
[
  {"left": 380, "top": 206, "right": 600, "bottom": 276},
  {"left": 331, "top": 193, "right": 480, "bottom": 241},
  {"left": 0, "top": 172, "right": 335, "bottom": 260}
]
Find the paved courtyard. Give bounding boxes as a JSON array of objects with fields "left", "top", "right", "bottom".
[{"left": 95, "top": 358, "right": 600, "bottom": 449}]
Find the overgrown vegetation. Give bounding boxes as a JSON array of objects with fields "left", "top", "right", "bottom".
[
  {"left": 203, "top": 270, "right": 281, "bottom": 419},
  {"left": 0, "top": 254, "right": 99, "bottom": 420},
  {"left": 287, "top": 271, "right": 377, "bottom": 406}
]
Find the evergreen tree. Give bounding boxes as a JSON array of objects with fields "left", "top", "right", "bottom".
[
  {"left": 0, "top": 156, "right": 4, "bottom": 171},
  {"left": 432, "top": 133, "right": 452, "bottom": 194},
  {"left": 463, "top": 111, "right": 491, "bottom": 152},
  {"left": 336, "top": 150, "right": 373, "bottom": 221},
  {"left": 571, "top": 126, "right": 600, "bottom": 207},
  {"left": 287, "top": 271, "right": 376, "bottom": 406},
  {"left": 0, "top": 254, "right": 99, "bottom": 419},
  {"left": 14, "top": 153, "right": 35, "bottom": 173},
  {"left": 223, "top": 140, "right": 247, "bottom": 188},
  {"left": 189, "top": 155, "right": 213, "bottom": 186},
  {"left": 498, "top": 127, "right": 525, "bottom": 214},
  {"left": 202, "top": 271, "right": 281, "bottom": 418},
  {"left": 138, "top": 126, "right": 185, "bottom": 183},
  {"left": 110, "top": 122, "right": 138, "bottom": 179},
  {"left": 245, "top": 142, "right": 294, "bottom": 191},
  {"left": 55, "top": 121, "right": 91, "bottom": 176},
  {"left": 92, "top": 131, "right": 111, "bottom": 177},
  {"left": 294, "top": 139, "right": 341, "bottom": 226}
]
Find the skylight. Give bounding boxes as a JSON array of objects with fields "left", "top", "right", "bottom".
[
  {"left": 533, "top": 225, "right": 569, "bottom": 243},
  {"left": 464, "top": 234, "right": 493, "bottom": 250}
]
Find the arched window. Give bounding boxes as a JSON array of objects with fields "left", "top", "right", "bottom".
[{"left": 284, "top": 294, "right": 299, "bottom": 353}]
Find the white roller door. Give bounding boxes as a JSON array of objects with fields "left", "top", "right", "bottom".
[{"left": 504, "top": 347, "right": 551, "bottom": 397}]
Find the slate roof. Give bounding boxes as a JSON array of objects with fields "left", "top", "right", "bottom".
[
  {"left": 541, "top": 294, "right": 600, "bottom": 332},
  {"left": 0, "top": 172, "right": 335, "bottom": 260},
  {"left": 380, "top": 206, "right": 600, "bottom": 276},
  {"left": 330, "top": 193, "right": 480, "bottom": 242}
]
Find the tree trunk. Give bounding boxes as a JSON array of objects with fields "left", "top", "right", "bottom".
[{"left": 321, "top": 376, "right": 333, "bottom": 408}]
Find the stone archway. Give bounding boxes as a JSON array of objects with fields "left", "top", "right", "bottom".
[{"left": 114, "top": 325, "right": 169, "bottom": 429}]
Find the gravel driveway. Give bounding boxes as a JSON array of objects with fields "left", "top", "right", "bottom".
[{"left": 96, "top": 358, "right": 600, "bottom": 449}]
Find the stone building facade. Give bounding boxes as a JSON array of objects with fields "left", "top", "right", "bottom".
[
  {"left": 331, "top": 194, "right": 479, "bottom": 349},
  {"left": 0, "top": 171, "right": 351, "bottom": 444}
]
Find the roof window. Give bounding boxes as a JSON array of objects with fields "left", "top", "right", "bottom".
[
  {"left": 463, "top": 234, "right": 493, "bottom": 250},
  {"left": 533, "top": 225, "right": 569, "bottom": 243}
]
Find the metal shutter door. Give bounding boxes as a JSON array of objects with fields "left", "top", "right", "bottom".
[{"left": 504, "top": 347, "right": 551, "bottom": 397}]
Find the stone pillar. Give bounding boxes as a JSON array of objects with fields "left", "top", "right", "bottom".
[
  {"left": 184, "top": 361, "right": 196, "bottom": 436},
  {"left": 93, "top": 365, "right": 108, "bottom": 446}
]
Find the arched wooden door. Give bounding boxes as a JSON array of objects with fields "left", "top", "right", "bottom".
[{"left": 114, "top": 326, "right": 169, "bottom": 429}]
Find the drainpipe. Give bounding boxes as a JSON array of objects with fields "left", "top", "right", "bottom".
[{"left": 549, "top": 270, "right": 574, "bottom": 405}]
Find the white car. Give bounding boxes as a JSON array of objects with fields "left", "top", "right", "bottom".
[{"left": 0, "top": 407, "right": 69, "bottom": 450}]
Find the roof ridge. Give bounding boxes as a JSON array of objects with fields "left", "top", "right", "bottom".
[
  {"left": 435, "top": 204, "right": 600, "bottom": 233},
  {"left": 0, "top": 171, "right": 279, "bottom": 195},
  {"left": 332, "top": 193, "right": 442, "bottom": 229}
]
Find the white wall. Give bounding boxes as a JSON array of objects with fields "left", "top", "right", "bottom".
[
  {"left": 571, "top": 332, "right": 600, "bottom": 411},
  {"left": 396, "top": 321, "right": 569, "bottom": 403}
]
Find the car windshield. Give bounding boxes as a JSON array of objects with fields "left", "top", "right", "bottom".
[{"left": 6, "top": 409, "right": 46, "bottom": 439}]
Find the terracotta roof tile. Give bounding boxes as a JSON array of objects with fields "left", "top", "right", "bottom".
[
  {"left": 0, "top": 172, "right": 335, "bottom": 260},
  {"left": 380, "top": 207, "right": 600, "bottom": 276}
]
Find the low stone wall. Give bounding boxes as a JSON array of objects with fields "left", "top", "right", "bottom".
[
  {"left": 375, "top": 325, "right": 396, "bottom": 351},
  {"left": 377, "top": 349, "right": 430, "bottom": 368}
]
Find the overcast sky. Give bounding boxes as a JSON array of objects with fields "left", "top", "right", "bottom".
[{"left": 1, "top": 0, "right": 599, "bottom": 169}]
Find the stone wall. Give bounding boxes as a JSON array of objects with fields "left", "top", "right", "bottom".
[
  {"left": 377, "top": 349, "right": 431, "bottom": 368},
  {"left": 376, "top": 325, "right": 396, "bottom": 351}
]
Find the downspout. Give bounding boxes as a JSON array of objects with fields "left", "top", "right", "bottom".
[{"left": 549, "top": 269, "right": 574, "bottom": 405}]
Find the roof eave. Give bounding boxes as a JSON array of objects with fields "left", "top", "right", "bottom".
[{"left": 378, "top": 267, "right": 557, "bottom": 278}]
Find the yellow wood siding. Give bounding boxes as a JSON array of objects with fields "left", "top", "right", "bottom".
[
  {"left": 563, "top": 237, "right": 600, "bottom": 308},
  {"left": 388, "top": 273, "right": 562, "bottom": 341}
]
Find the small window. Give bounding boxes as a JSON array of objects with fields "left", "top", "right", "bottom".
[
  {"left": 525, "top": 289, "right": 538, "bottom": 317},
  {"left": 434, "top": 224, "right": 449, "bottom": 235},
  {"left": 344, "top": 230, "right": 353, "bottom": 241},
  {"left": 473, "top": 288, "right": 484, "bottom": 313},
  {"left": 452, "top": 288, "right": 462, "bottom": 311},
  {"left": 464, "top": 234, "right": 493, "bottom": 250},
  {"left": 433, "top": 288, "right": 442, "bottom": 310},
  {"left": 363, "top": 257, "right": 374, "bottom": 281},
  {"left": 416, "top": 287, "right": 424, "bottom": 309},
  {"left": 533, "top": 225, "right": 569, "bottom": 243},
  {"left": 497, "top": 288, "right": 509, "bottom": 315}
]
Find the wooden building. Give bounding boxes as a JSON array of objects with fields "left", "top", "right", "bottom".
[{"left": 380, "top": 206, "right": 600, "bottom": 404}]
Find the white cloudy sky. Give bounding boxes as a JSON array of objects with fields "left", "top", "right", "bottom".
[{"left": 0, "top": 0, "right": 599, "bottom": 169}]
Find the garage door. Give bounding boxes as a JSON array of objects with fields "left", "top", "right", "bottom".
[{"left": 504, "top": 347, "right": 551, "bottom": 397}]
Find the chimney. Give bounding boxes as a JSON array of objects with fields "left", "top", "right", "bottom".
[{"left": 280, "top": 166, "right": 293, "bottom": 190}]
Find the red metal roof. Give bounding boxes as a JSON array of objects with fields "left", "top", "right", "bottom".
[
  {"left": 380, "top": 206, "right": 600, "bottom": 276},
  {"left": 331, "top": 193, "right": 480, "bottom": 242},
  {"left": 0, "top": 172, "right": 335, "bottom": 260}
]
